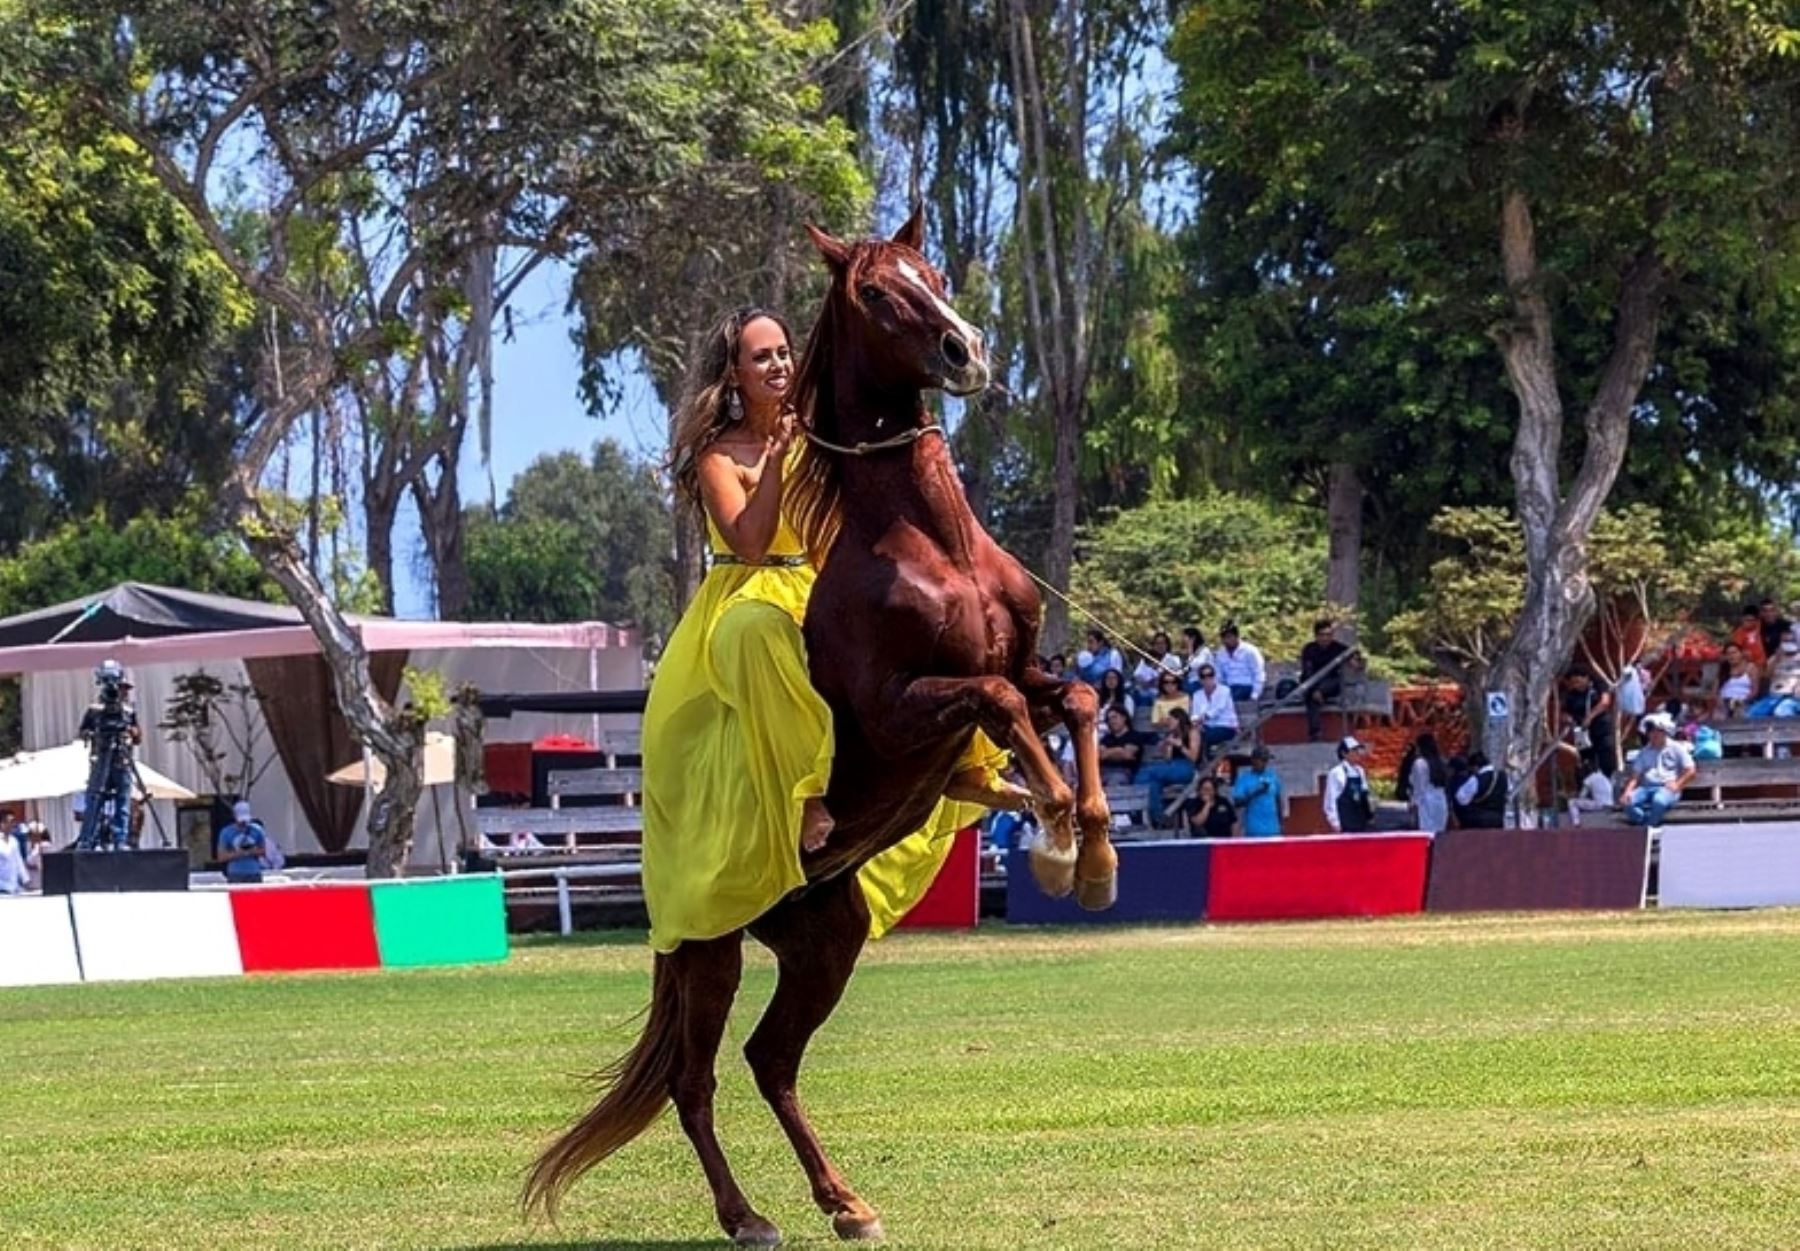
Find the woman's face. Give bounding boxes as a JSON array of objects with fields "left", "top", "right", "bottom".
[
  {"left": 1152, "top": 632, "right": 1171, "bottom": 655},
  {"left": 1158, "top": 674, "right": 1181, "bottom": 698},
  {"left": 1198, "top": 779, "right": 1217, "bottom": 802},
  {"left": 732, "top": 316, "right": 793, "bottom": 415},
  {"left": 1102, "top": 670, "right": 1122, "bottom": 692}
]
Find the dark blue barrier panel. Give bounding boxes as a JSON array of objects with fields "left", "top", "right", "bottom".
[{"left": 1005, "top": 839, "right": 1211, "bottom": 925}]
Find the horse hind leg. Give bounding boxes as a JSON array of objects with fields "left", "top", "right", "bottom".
[
  {"left": 746, "top": 876, "right": 884, "bottom": 1242},
  {"left": 667, "top": 933, "right": 782, "bottom": 1246}
]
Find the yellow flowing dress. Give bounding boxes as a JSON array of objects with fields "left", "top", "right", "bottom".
[{"left": 641, "top": 508, "right": 1005, "bottom": 952}]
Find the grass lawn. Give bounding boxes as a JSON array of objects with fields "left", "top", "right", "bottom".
[{"left": 5, "top": 910, "right": 1800, "bottom": 1249}]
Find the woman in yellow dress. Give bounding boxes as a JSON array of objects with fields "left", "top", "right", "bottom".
[{"left": 641, "top": 307, "right": 1009, "bottom": 953}]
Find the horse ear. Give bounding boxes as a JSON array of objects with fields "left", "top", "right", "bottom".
[
  {"left": 805, "top": 223, "right": 851, "bottom": 273},
  {"left": 891, "top": 204, "right": 925, "bottom": 251}
]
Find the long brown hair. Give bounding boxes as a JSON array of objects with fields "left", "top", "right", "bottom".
[
  {"left": 785, "top": 267, "right": 862, "bottom": 565},
  {"left": 666, "top": 306, "right": 796, "bottom": 510}
]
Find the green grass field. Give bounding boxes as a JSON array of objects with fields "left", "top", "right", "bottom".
[{"left": 6, "top": 911, "right": 1800, "bottom": 1249}]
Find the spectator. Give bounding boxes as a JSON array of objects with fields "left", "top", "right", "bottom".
[
  {"left": 0, "top": 822, "right": 27, "bottom": 894},
  {"left": 1750, "top": 638, "right": 1800, "bottom": 717},
  {"left": 1298, "top": 619, "right": 1353, "bottom": 742},
  {"left": 1408, "top": 732, "right": 1450, "bottom": 834},
  {"left": 1566, "top": 762, "right": 1616, "bottom": 826},
  {"left": 2, "top": 808, "right": 24, "bottom": 865},
  {"left": 1323, "top": 737, "right": 1375, "bottom": 833},
  {"left": 1135, "top": 707, "right": 1203, "bottom": 821},
  {"left": 216, "top": 800, "right": 270, "bottom": 885},
  {"left": 1046, "top": 653, "right": 1069, "bottom": 681},
  {"left": 1180, "top": 626, "right": 1214, "bottom": 693},
  {"left": 1560, "top": 668, "right": 1617, "bottom": 775},
  {"left": 1719, "top": 642, "right": 1758, "bottom": 718},
  {"left": 1131, "top": 630, "right": 1183, "bottom": 702},
  {"left": 1188, "top": 664, "right": 1239, "bottom": 760},
  {"left": 1184, "top": 774, "right": 1238, "bottom": 840},
  {"left": 1620, "top": 713, "right": 1697, "bottom": 828},
  {"left": 1150, "top": 670, "right": 1188, "bottom": 725},
  {"left": 1097, "top": 704, "right": 1145, "bottom": 786},
  {"left": 1096, "top": 668, "right": 1135, "bottom": 719},
  {"left": 1759, "top": 599, "right": 1793, "bottom": 662},
  {"left": 1076, "top": 629, "right": 1126, "bottom": 686},
  {"left": 1730, "top": 605, "right": 1768, "bottom": 668},
  {"left": 1453, "top": 751, "right": 1508, "bottom": 829},
  {"left": 1231, "top": 745, "right": 1284, "bottom": 837},
  {"left": 1214, "top": 621, "right": 1266, "bottom": 701}
]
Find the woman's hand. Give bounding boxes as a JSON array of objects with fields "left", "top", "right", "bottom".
[{"left": 767, "top": 410, "right": 799, "bottom": 463}]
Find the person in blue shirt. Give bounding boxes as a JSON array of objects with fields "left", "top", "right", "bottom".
[
  {"left": 1230, "top": 745, "right": 1284, "bottom": 837},
  {"left": 1075, "top": 628, "right": 1126, "bottom": 686},
  {"left": 216, "top": 801, "right": 270, "bottom": 884}
]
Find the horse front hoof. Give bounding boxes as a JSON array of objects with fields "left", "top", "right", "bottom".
[
  {"left": 832, "top": 1210, "right": 885, "bottom": 1242},
  {"left": 1029, "top": 843, "right": 1076, "bottom": 898},
  {"left": 731, "top": 1214, "right": 784, "bottom": 1246},
  {"left": 1075, "top": 872, "right": 1117, "bottom": 912}
]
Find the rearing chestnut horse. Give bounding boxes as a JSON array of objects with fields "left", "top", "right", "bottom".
[{"left": 524, "top": 210, "right": 1118, "bottom": 1246}]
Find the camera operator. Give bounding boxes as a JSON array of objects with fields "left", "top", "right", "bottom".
[{"left": 77, "top": 659, "right": 142, "bottom": 851}]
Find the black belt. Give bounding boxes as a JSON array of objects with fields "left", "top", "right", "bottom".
[{"left": 710, "top": 553, "right": 808, "bottom": 568}]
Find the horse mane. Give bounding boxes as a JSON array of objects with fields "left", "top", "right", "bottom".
[{"left": 787, "top": 248, "right": 873, "bottom": 566}]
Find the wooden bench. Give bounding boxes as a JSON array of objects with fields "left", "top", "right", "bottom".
[
  {"left": 1709, "top": 721, "right": 1800, "bottom": 756},
  {"left": 1104, "top": 784, "right": 1154, "bottom": 832},
  {"left": 1690, "top": 755, "right": 1800, "bottom": 804},
  {"left": 475, "top": 806, "right": 644, "bottom": 853},
  {"left": 547, "top": 767, "right": 643, "bottom": 806}
]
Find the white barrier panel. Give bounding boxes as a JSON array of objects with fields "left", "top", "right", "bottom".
[
  {"left": 0, "top": 897, "right": 83, "bottom": 987},
  {"left": 71, "top": 892, "right": 244, "bottom": 982},
  {"left": 1659, "top": 823, "right": 1800, "bottom": 909}
]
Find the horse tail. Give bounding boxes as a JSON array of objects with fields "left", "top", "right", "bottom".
[{"left": 523, "top": 954, "right": 679, "bottom": 1218}]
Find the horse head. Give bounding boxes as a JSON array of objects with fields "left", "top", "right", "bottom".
[{"left": 803, "top": 208, "right": 990, "bottom": 399}]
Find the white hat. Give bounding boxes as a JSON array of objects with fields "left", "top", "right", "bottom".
[
  {"left": 232, "top": 800, "right": 253, "bottom": 821},
  {"left": 1641, "top": 713, "right": 1675, "bottom": 736},
  {"left": 1339, "top": 735, "right": 1367, "bottom": 755}
]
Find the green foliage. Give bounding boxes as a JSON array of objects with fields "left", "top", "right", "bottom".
[
  {"left": 1069, "top": 494, "right": 1325, "bottom": 660},
  {"left": 0, "top": 497, "right": 278, "bottom": 617},
  {"left": 157, "top": 672, "right": 275, "bottom": 801},
  {"left": 463, "top": 440, "right": 674, "bottom": 638},
  {"left": 401, "top": 667, "right": 452, "bottom": 723}
]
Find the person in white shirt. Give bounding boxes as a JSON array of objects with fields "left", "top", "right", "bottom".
[
  {"left": 1188, "top": 664, "right": 1239, "bottom": 761},
  {"left": 1322, "top": 736, "right": 1375, "bottom": 833},
  {"left": 1131, "top": 630, "right": 1184, "bottom": 702},
  {"left": 1567, "top": 764, "right": 1616, "bottom": 826},
  {"left": 0, "top": 828, "right": 28, "bottom": 895},
  {"left": 1180, "top": 626, "right": 1215, "bottom": 693},
  {"left": 1214, "top": 621, "right": 1266, "bottom": 701}
]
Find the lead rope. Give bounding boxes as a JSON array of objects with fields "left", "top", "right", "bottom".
[{"left": 1019, "top": 567, "right": 1172, "bottom": 674}]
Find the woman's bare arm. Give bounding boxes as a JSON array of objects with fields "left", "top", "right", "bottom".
[{"left": 697, "top": 425, "right": 793, "bottom": 562}]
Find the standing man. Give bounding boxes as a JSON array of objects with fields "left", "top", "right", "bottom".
[
  {"left": 1561, "top": 668, "right": 1618, "bottom": 775},
  {"left": 1298, "top": 619, "right": 1354, "bottom": 743},
  {"left": 1188, "top": 664, "right": 1240, "bottom": 761},
  {"left": 1620, "top": 714, "right": 1697, "bottom": 828},
  {"left": 1759, "top": 598, "right": 1793, "bottom": 665},
  {"left": 1453, "top": 752, "right": 1509, "bottom": 829},
  {"left": 1231, "top": 745, "right": 1285, "bottom": 837},
  {"left": 1215, "top": 621, "right": 1266, "bottom": 702},
  {"left": 216, "top": 801, "right": 271, "bottom": 884},
  {"left": 1322, "top": 737, "right": 1375, "bottom": 833}
]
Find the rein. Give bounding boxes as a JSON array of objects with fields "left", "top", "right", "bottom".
[{"left": 805, "top": 423, "right": 944, "bottom": 457}]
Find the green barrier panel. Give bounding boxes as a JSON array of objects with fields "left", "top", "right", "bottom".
[{"left": 370, "top": 875, "right": 509, "bottom": 968}]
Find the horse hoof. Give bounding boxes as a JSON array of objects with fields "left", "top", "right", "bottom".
[
  {"left": 1075, "top": 873, "right": 1117, "bottom": 912},
  {"left": 731, "top": 1215, "right": 783, "bottom": 1246},
  {"left": 832, "top": 1211, "right": 885, "bottom": 1242},
  {"left": 1029, "top": 844, "right": 1076, "bottom": 898}
]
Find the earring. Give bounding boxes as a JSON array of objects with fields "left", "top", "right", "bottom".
[{"left": 727, "top": 388, "right": 744, "bottom": 422}]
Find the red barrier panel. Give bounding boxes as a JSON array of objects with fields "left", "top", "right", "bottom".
[
  {"left": 895, "top": 827, "right": 980, "bottom": 930},
  {"left": 229, "top": 885, "right": 381, "bottom": 973},
  {"left": 1205, "top": 833, "right": 1432, "bottom": 922}
]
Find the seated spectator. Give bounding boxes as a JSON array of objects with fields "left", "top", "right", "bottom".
[
  {"left": 1719, "top": 642, "right": 1758, "bottom": 718},
  {"left": 1760, "top": 598, "right": 1792, "bottom": 664},
  {"left": 1749, "top": 638, "right": 1800, "bottom": 717},
  {"left": 1076, "top": 629, "right": 1125, "bottom": 686},
  {"left": 1452, "top": 751, "right": 1508, "bottom": 829},
  {"left": 1150, "top": 670, "right": 1188, "bottom": 725},
  {"left": 1231, "top": 745, "right": 1284, "bottom": 837},
  {"left": 1134, "top": 707, "right": 1203, "bottom": 821},
  {"left": 0, "top": 823, "right": 26, "bottom": 894},
  {"left": 1566, "top": 762, "right": 1616, "bottom": 826},
  {"left": 1180, "top": 626, "right": 1214, "bottom": 693},
  {"left": 1620, "top": 713, "right": 1696, "bottom": 828},
  {"left": 1560, "top": 668, "right": 1617, "bottom": 775},
  {"left": 1096, "top": 668, "right": 1135, "bottom": 719},
  {"left": 1187, "top": 664, "right": 1239, "bottom": 760},
  {"left": 1046, "top": 653, "right": 1069, "bottom": 681},
  {"left": 1131, "top": 630, "right": 1182, "bottom": 702},
  {"left": 1214, "top": 621, "right": 1265, "bottom": 702},
  {"left": 1097, "top": 704, "right": 1144, "bottom": 786},
  {"left": 216, "top": 800, "right": 271, "bottom": 884},
  {"left": 1730, "top": 605, "right": 1768, "bottom": 668},
  {"left": 1408, "top": 732, "right": 1450, "bottom": 834},
  {"left": 2, "top": 808, "right": 25, "bottom": 866},
  {"left": 1298, "top": 619, "right": 1354, "bottom": 742},
  {"left": 1323, "top": 736, "right": 1375, "bottom": 833},
  {"left": 1183, "top": 773, "right": 1237, "bottom": 840}
]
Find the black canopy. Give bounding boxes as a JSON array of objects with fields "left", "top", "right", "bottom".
[{"left": 0, "top": 582, "right": 301, "bottom": 648}]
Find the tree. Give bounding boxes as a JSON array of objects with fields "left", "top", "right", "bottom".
[
  {"left": 159, "top": 672, "right": 278, "bottom": 802},
  {"left": 463, "top": 441, "right": 675, "bottom": 640},
  {"left": 16, "top": 0, "right": 862, "bottom": 874},
  {"left": 1171, "top": 1, "right": 1800, "bottom": 797}
]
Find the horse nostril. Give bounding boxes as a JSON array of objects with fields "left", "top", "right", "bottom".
[{"left": 941, "top": 333, "right": 970, "bottom": 369}]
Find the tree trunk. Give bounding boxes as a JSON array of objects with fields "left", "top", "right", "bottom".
[
  {"left": 1045, "top": 395, "right": 1078, "bottom": 650},
  {"left": 365, "top": 489, "right": 399, "bottom": 616},
  {"left": 1324, "top": 460, "right": 1363, "bottom": 622},
  {"left": 414, "top": 458, "right": 469, "bottom": 620}
]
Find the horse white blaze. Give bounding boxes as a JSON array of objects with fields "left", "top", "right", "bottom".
[{"left": 896, "top": 260, "right": 981, "bottom": 351}]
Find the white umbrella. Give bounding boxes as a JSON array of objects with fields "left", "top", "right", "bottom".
[
  {"left": 325, "top": 731, "right": 457, "bottom": 788},
  {"left": 0, "top": 741, "right": 195, "bottom": 804}
]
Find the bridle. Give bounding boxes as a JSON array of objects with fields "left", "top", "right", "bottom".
[{"left": 805, "top": 423, "right": 945, "bottom": 457}]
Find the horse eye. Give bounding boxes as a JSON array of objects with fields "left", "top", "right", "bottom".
[{"left": 858, "top": 284, "right": 885, "bottom": 303}]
